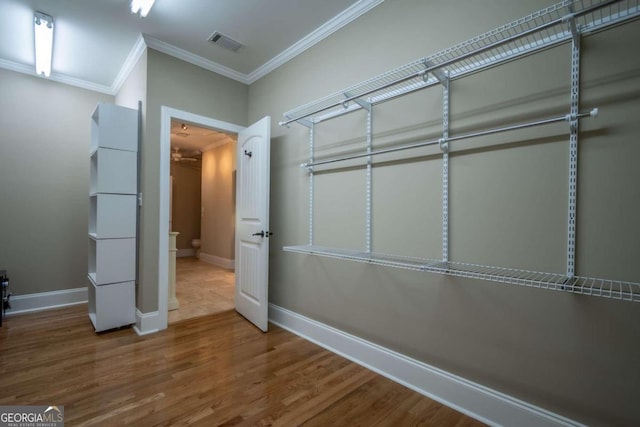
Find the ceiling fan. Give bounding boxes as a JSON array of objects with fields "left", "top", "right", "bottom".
[{"left": 171, "top": 147, "right": 199, "bottom": 162}]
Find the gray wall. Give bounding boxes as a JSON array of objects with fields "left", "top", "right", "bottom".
[
  {"left": 2, "top": 2, "right": 639, "bottom": 424},
  {"left": 249, "top": 0, "right": 640, "bottom": 425},
  {"left": 115, "top": 51, "right": 147, "bottom": 306},
  {"left": 170, "top": 161, "right": 201, "bottom": 250},
  {"left": 115, "top": 50, "right": 147, "bottom": 111},
  {"left": 0, "top": 69, "right": 113, "bottom": 296},
  {"left": 201, "top": 142, "right": 237, "bottom": 261},
  {"left": 139, "top": 49, "right": 248, "bottom": 312}
]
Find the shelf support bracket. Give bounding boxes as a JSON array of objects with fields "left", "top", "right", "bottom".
[
  {"left": 565, "top": 2, "right": 580, "bottom": 46},
  {"left": 441, "top": 73, "right": 450, "bottom": 263},
  {"left": 343, "top": 92, "right": 371, "bottom": 112},
  {"left": 365, "top": 107, "right": 373, "bottom": 253},
  {"left": 566, "top": 14, "right": 581, "bottom": 280},
  {"left": 308, "top": 123, "right": 315, "bottom": 245},
  {"left": 425, "top": 60, "right": 449, "bottom": 87}
]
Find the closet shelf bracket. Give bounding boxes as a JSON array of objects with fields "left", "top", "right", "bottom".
[
  {"left": 344, "top": 91, "right": 371, "bottom": 111},
  {"left": 425, "top": 60, "right": 449, "bottom": 87}
]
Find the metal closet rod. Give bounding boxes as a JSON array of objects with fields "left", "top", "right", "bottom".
[
  {"left": 301, "top": 108, "right": 598, "bottom": 169},
  {"left": 280, "top": 0, "right": 616, "bottom": 128}
]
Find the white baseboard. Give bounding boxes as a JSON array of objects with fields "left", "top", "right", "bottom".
[
  {"left": 199, "top": 252, "right": 235, "bottom": 270},
  {"left": 176, "top": 248, "right": 195, "bottom": 258},
  {"left": 133, "top": 309, "right": 161, "bottom": 336},
  {"left": 6, "top": 287, "right": 88, "bottom": 315},
  {"left": 268, "top": 304, "right": 582, "bottom": 427}
]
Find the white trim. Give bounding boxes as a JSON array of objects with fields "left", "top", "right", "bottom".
[
  {"left": 137, "top": 1, "right": 384, "bottom": 85},
  {"left": 144, "top": 35, "right": 250, "bottom": 84},
  {"left": 0, "top": 1, "right": 384, "bottom": 92},
  {"left": 159, "top": 108, "right": 171, "bottom": 332},
  {"left": 159, "top": 107, "right": 244, "bottom": 332},
  {"left": 176, "top": 248, "right": 196, "bottom": 258},
  {"left": 268, "top": 304, "right": 583, "bottom": 427},
  {"left": 0, "top": 58, "right": 113, "bottom": 95},
  {"left": 111, "top": 34, "right": 147, "bottom": 94},
  {"left": 199, "top": 252, "right": 235, "bottom": 270},
  {"left": 133, "top": 309, "right": 161, "bottom": 335},
  {"left": 5, "top": 287, "right": 87, "bottom": 316},
  {"left": 247, "top": 0, "right": 385, "bottom": 83}
]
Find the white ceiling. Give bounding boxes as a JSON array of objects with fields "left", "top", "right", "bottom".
[
  {"left": 0, "top": 0, "right": 383, "bottom": 94},
  {"left": 170, "top": 119, "right": 235, "bottom": 156}
]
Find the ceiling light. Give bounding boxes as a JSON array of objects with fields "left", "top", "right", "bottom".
[
  {"left": 181, "top": 123, "right": 188, "bottom": 130},
  {"left": 34, "top": 12, "right": 54, "bottom": 77},
  {"left": 130, "top": 0, "right": 155, "bottom": 18}
]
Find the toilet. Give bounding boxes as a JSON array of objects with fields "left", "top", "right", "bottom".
[{"left": 191, "top": 238, "right": 201, "bottom": 258}]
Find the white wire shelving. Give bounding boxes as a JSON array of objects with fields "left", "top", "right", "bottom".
[
  {"left": 283, "top": 245, "right": 640, "bottom": 303},
  {"left": 280, "top": 0, "right": 640, "bottom": 303},
  {"left": 280, "top": 0, "right": 639, "bottom": 127}
]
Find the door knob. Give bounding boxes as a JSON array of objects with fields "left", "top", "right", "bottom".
[{"left": 252, "top": 231, "right": 273, "bottom": 238}]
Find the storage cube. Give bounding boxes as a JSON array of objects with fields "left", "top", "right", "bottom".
[
  {"left": 88, "top": 237, "right": 136, "bottom": 285},
  {"left": 88, "top": 279, "right": 135, "bottom": 332},
  {"left": 90, "top": 103, "right": 138, "bottom": 153},
  {"left": 89, "top": 194, "right": 137, "bottom": 238},
  {"left": 90, "top": 148, "right": 137, "bottom": 195}
]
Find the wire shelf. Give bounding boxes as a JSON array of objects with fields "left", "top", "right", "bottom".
[
  {"left": 283, "top": 245, "right": 640, "bottom": 302},
  {"left": 281, "top": 0, "right": 640, "bottom": 126}
]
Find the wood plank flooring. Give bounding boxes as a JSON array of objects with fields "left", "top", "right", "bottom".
[{"left": 0, "top": 305, "right": 484, "bottom": 426}]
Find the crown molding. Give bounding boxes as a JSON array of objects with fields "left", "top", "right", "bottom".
[
  {"left": 246, "top": 0, "right": 384, "bottom": 83},
  {"left": 0, "top": 58, "right": 34, "bottom": 76},
  {"left": 0, "top": 58, "right": 113, "bottom": 94},
  {"left": 1, "top": 0, "right": 384, "bottom": 93},
  {"left": 111, "top": 34, "right": 147, "bottom": 95},
  {"left": 140, "top": 0, "right": 384, "bottom": 85},
  {"left": 143, "top": 35, "right": 250, "bottom": 84}
]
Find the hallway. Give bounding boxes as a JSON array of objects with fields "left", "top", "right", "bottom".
[{"left": 168, "top": 257, "right": 235, "bottom": 324}]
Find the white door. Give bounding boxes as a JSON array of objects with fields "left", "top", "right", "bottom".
[{"left": 235, "top": 117, "right": 271, "bottom": 331}]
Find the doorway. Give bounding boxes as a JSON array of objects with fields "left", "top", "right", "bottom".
[
  {"left": 158, "top": 107, "right": 245, "bottom": 330},
  {"left": 169, "top": 120, "right": 238, "bottom": 323}
]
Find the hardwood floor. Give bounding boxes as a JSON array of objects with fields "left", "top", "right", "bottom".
[
  {"left": 169, "top": 257, "right": 235, "bottom": 324},
  {"left": 0, "top": 305, "right": 484, "bottom": 426}
]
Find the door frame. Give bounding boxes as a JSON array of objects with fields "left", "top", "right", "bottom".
[{"left": 158, "top": 106, "right": 244, "bottom": 331}]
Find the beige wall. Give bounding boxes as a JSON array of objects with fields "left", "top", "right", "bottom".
[
  {"left": 139, "top": 49, "right": 248, "bottom": 312},
  {"left": 2, "top": 2, "right": 639, "bottom": 423},
  {"left": 201, "top": 142, "right": 237, "bottom": 261},
  {"left": 0, "top": 69, "right": 113, "bottom": 295},
  {"left": 115, "top": 51, "right": 147, "bottom": 111},
  {"left": 248, "top": 1, "right": 640, "bottom": 425},
  {"left": 115, "top": 51, "right": 147, "bottom": 305},
  {"left": 170, "top": 161, "right": 201, "bottom": 250}
]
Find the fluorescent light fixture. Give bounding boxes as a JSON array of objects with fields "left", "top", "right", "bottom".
[
  {"left": 130, "top": 0, "right": 156, "bottom": 17},
  {"left": 34, "top": 12, "right": 54, "bottom": 77}
]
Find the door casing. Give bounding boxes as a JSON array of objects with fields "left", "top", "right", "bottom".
[{"left": 157, "top": 106, "right": 245, "bottom": 332}]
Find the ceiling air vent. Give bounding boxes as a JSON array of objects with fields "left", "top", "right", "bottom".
[{"left": 208, "top": 31, "right": 244, "bottom": 52}]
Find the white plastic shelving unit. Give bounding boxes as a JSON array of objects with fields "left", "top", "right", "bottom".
[
  {"left": 90, "top": 148, "right": 137, "bottom": 195},
  {"left": 280, "top": 0, "right": 640, "bottom": 303},
  {"left": 88, "top": 103, "right": 138, "bottom": 332}
]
